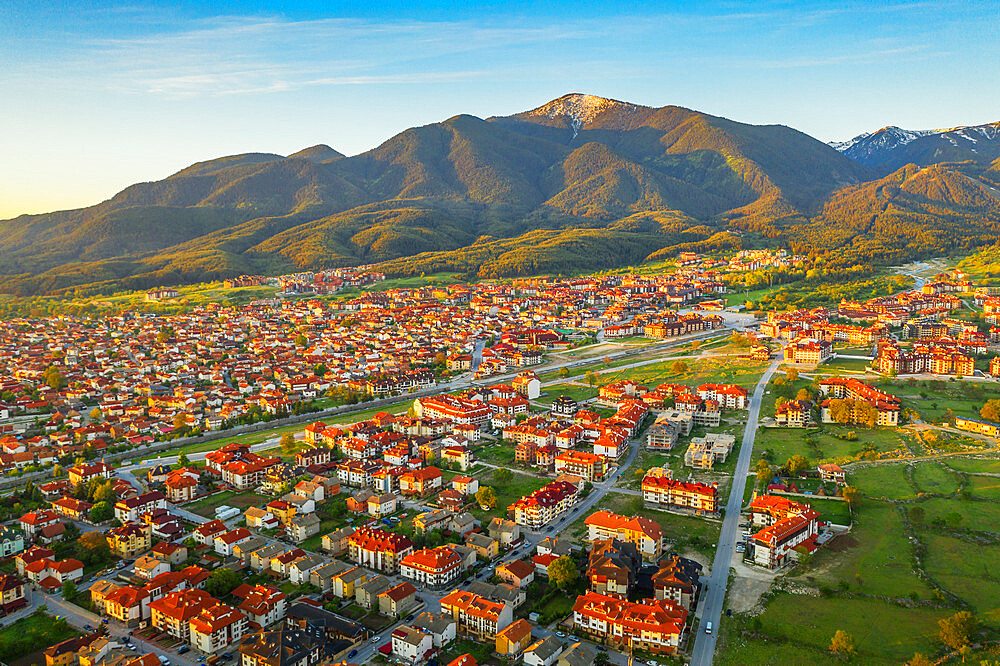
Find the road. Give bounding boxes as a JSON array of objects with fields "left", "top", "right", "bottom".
[{"left": 689, "top": 356, "right": 781, "bottom": 666}]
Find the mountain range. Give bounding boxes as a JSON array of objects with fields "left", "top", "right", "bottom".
[{"left": 2, "top": 93, "right": 1000, "bottom": 296}]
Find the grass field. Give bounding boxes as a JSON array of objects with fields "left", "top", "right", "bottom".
[
  {"left": 534, "top": 383, "right": 598, "bottom": 404},
  {"left": 725, "top": 593, "right": 948, "bottom": 664},
  {"left": 944, "top": 457, "right": 1000, "bottom": 474},
  {"left": 850, "top": 464, "right": 917, "bottom": 500},
  {"left": 184, "top": 490, "right": 271, "bottom": 517},
  {"left": 0, "top": 612, "right": 80, "bottom": 663},
  {"left": 600, "top": 355, "right": 769, "bottom": 390},
  {"left": 796, "top": 500, "right": 931, "bottom": 600},
  {"left": 968, "top": 475, "right": 1000, "bottom": 499},
  {"left": 919, "top": 497, "right": 1000, "bottom": 527},
  {"left": 872, "top": 378, "right": 997, "bottom": 424},
  {"left": 471, "top": 469, "right": 547, "bottom": 521},
  {"left": 797, "top": 497, "right": 852, "bottom": 525},
  {"left": 756, "top": 426, "right": 905, "bottom": 468},
  {"left": 910, "top": 462, "right": 961, "bottom": 495},
  {"left": 922, "top": 532, "right": 1000, "bottom": 625}
]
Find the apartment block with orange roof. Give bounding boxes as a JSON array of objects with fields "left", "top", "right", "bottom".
[
  {"left": 746, "top": 494, "right": 822, "bottom": 569},
  {"left": 400, "top": 546, "right": 464, "bottom": 588},
  {"left": 106, "top": 522, "right": 152, "bottom": 559},
  {"left": 572, "top": 592, "right": 687, "bottom": 655},
  {"left": 348, "top": 527, "right": 414, "bottom": 573},
  {"left": 584, "top": 510, "right": 665, "bottom": 561},
  {"left": 640, "top": 469, "right": 718, "bottom": 515},
  {"left": 440, "top": 589, "right": 513, "bottom": 641},
  {"left": 189, "top": 601, "right": 248, "bottom": 654},
  {"left": 149, "top": 587, "right": 215, "bottom": 641},
  {"left": 553, "top": 450, "right": 604, "bottom": 482}
]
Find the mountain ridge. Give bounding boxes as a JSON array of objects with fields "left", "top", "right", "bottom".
[{"left": 2, "top": 93, "right": 999, "bottom": 296}]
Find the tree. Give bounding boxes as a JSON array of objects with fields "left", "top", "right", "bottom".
[
  {"left": 785, "top": 368, "right": 799, "bottom": 381},
  {"left": 494, "top": 468, "right": 512, "bottom": 485},
  {"left": 89, "top": 407, "right": 102, "bottom": 420},
  {"left": 89, "top": 501, "right": 113, "bottom": 523},
  {"left": 786, "top": 455, "right": 810, "bottom": 476},
  {"left": 280, "top": 433, "right": 296, "bottom": 454},
  {"left": 558, "top": 367, "right": 569, "bottom": 379},
  {"left": 92, "top": 482, "right": 115, "bottom": 503},
  {"left": 585, "top": 370, "right": 598, "bottom": 387},
  {"left": 755, "top": 460, "right": 772, "bottom": 487},
  {"left": 173, "top": 413, "right": 188, "bottom": 430},
  {"left": 981, "top": 399, "right": 1000, "bottom": 423},
  {"left": 671, "top": 360, "right": 688, "bottom": 373},
  {"left": 205, "top": 568, "right": 241, "bottom": 597},
  {"left": 177, "top": 453, "right": 190, "bottom": 468},
  {"left": 295, "top": 334, "right": 308, "bottom": 347},
  {"left": 548, "top": 556, "right": 578, "bottom": 590},
  {"left": 829, "top": 630, "right": 856, "bottom": 659},
  {"left": 906, "top": 653, "right": 933, "bottom": 666},
  {"left": 939, "top": 610, "right": 977, "bottom": 651},
  {"left": 908, "top": 505, "right": 925, "bottom": 525},
  {"left": 795, "top": 388, "right": 812, "bottom": 402},
  {"left": 51, "top": 464, "right": 63, "bottom": 478},
  {"left": 62, "top": 579, "right": 78, "bottom": 600},
  {"left": 44, "top": 367, "right": 66, "bottom": 391},
  {"left": 475, "top": 487, "right": 497, "bottom": 510},
  {"left": 841, "top": 485, "right": 861, "bottom": 508}
]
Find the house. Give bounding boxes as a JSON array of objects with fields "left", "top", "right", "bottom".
[
  {"left": 367, "top": 493, "right": 398, "bottom": 518},
  {"left": 320, "top": 526, "right": 355, "bottom": 556},
  {"left": 238, "top": 626, "right": 323, "bottom": 666},
  {"left": 400, "top": 467, "right": 444, "bottom": 497},
  {"left": 102, "top": 585, "right": 150, "bottom": 627},
  {"left": 0, "top": 525, "right": 25, "bottom": 557},
  {"left": 331, "top": 566, "right": 368, "bottom": 599},
  {"left": 249, "top": 544, "right": 286, "bottom": 573},
  {"left": 107, "top": 522, "right": 152, "bottom": 559},
  {"left": 411, "top": 611, "right": 458, "bottom": 647},
  {"left": 355, "top": 575, "right": 392, "bottom": 610},
  {"left": 114, "top": 491, "right": 167, "bottom": 523},
  {"left": 496, "top": 618, "right": 534, "bottom": 657},
  {"left": 572, "top": 593, "right": 687, "bottom": 655},
  {"left": 775, "top": 400, "right": 812, "bottom": 427},
  {"left": 24, "top": 556, "right": 83, "bottom": 591},
  {"left": 817, "top": 463, "right": 846, "bottom": 485},
  {"left": 18, "top": 509, "right": 60, "bottom": 538},
  {"left": 439, "top": 589, "right": 513, "bottom": 640},
  {"left": 391, "top": 625, "right": 433, "bottom": 663},
  {"left": 400, "top": 546, "right": 464, "bottom": 588},
  {"left": 52, "top": 497, "right": 92, "bottom": 522},
  {"left": 232, "top": 584, "right": 287, "bottom": 629},
  {"left": 16, "top": 545, "right": 54, "bottom": 576},
  {"left": 133, "top": 555, "right": 170, "bottom": 581},
  {"left": 214, "top": 528, "right": 252, "bottom": 557},
  {"left": 150, "top": 587, "right": 215, "bottom": 641},
  {"left": 151, "top": 541, "right": 188, "bottom": 566},
  {"left": 193, "top": 520, "right": 227, "bottom": 546},
  {"left": 557, "top": 642, "right": 596, "bottom": 666},
  {"left": 524, "top": 635, "right": 564, "bottom": 666},
  {"left": 465, "top": 533, "right": 499, "bottom": 560},
  {"left": 244, "top": 508, "right": 280, "bottom": 530},
  {"left": 508, "top": 481, "right": 579, "bottom": 529},
  {"left": 308, "top": 561, "right": 351, "bottom": 592},
  {"left": 348, "top": 527, "right": 414, "bottom": 573},
  {"left": 496, "top": 559, "right": 535, "bottom": 589},
  {"left": 0, "top": 573, "right": 28, "bottom": 615},
  {"left": 451, "top": 475, "right": 479, "bottom": 496},
  {"left": 378, "top": 581, "right": 418, "bottom": 616},
  {"left": 164, "top": 471, "right": 198, "bottom": 502},
  {"left": 68, "top": 461, "right": 112, "bottom": 488},
  {"left": 488, "top": 519, "right": 521, "bottom": 549},
  {"left": 584, "top": 511, "right": 664, "bottom": 561},
  {"left": 288, "top": 556, "right": 324, "bottom": 585},
  {"left": 287, "top": 513, "right": 321, "bottom": 543}
]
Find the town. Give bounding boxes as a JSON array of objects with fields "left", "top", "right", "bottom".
[{"left": 2, "top": 251, "right": 1000, "bottom": 666}]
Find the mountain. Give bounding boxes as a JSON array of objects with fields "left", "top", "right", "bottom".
[
  {"left": 832, "top": 122, "right": 1000, "bottom": 172},
  {"left": 2, "top": 94, "right": 999, "bottom": 296}
]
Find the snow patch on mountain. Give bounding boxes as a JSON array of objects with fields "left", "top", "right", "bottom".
[{"left": 524, "top": 93, "right": 640, "bottom": 138}]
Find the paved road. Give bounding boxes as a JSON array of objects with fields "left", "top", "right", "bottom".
[{"left": 689, "top": 356, "right": 781, "bottom": 666}]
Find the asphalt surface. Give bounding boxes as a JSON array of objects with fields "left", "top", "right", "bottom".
[{"left": 689, "top": 355, "right": 781, "bottom": 666}]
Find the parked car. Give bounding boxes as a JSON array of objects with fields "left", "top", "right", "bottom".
[
  {"left": 348, "top": 650, "right": 358, "bottom": 659},
  {"left": 371, "top": 636, "right": 381, "bottom": 643},
  {"left": 177, "top": 647, "right": 190, "bottom": 654},
  {"left": 705, "top": 621, "right": 713, "bottom": 634}
]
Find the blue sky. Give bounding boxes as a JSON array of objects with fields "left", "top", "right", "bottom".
[{"left": 1, "top": 0, "right": 997, "bottom": 218}]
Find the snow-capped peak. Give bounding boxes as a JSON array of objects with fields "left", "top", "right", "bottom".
[
  {"left": 523, "top": 93, "right": 641, "bottom": 138},
  {"left": 829, "top": 126, "right": 933, "bottom": 153}
]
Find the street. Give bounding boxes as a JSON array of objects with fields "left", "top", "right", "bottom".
[{"left": 689, "top": 356, "right": 781, "bottom": 666}]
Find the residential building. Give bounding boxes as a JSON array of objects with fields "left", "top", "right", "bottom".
[
  {"left": 439, "top": 589, "right": 513, "bottom": 640},
  {"left": 572, "top": 592, "right": 687, "bottom": 655},
  {"left": 107, "top": 522, "right": 152, "bottom": 559},
  {"left": 584, "top": 511, "right": 664, "bottom": 561},
  {"left": 348, "top": 527, "right": 414, "bottom": 573},
  {"left": 640, "top": 469, "right": 719, "bottom": 514}
]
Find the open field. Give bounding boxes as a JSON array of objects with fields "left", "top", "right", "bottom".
[
  {"left": 918, "top": 496, "right": 1000, "bottom": 527},
  {"left": 872, "top": 377, "right": 998, "bottom": 424},
  {"left": 943, "top": 457, "right": 1000, "bottom": 474},
  {"left": 184, "top": 490, "right": 271, "bottom": 517},
  {"left": 796, "top": 500, "right": 931, "bottom": 599},
  {"left": 910, "top": 462, "right": 961, "bottom": 495},
  {"left": 756, "top": 426, "right": 906, "bottom": 468},
  {"left": 533, "top": 383, "right": 598, "bottom": 404},
  {"left": 849, "top": 464, "right": 917, "bottom": 500},
  {"left": 471, "top": 469, "right": 547, "bottom": 521},
  {"left": 722, "top": 593, "right": 948, "bottom": 665},
  {"left": 0, "top": 612, "right": 79, "bottom": 664},
  {"left": 968, "top": 474, "right": 1000, "bottom": 499},
  {"left": 922, "top": 532, "right": 1000, "bottom": 625}
]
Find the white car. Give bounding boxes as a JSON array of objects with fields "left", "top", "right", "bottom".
[{"left": 371, "top": 636, "right": 381, "bottom": 643}]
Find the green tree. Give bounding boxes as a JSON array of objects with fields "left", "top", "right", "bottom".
[
  {"left": 829, "top": 629, "right": 856, "bottom": 659},
  {"left": 548, "top": 556, "right": 579, "bottom": 590},
  {"left": 939, "top": 611, "right": 977, "bottom": 651},
  {"left": 62, "top": 579, "right": 78, "bottom": 600},
  {"left": 295, "top": 334, "right": 308, "bottom": 347},
  {"left": 908, "top": 505, "right": 925, "bottom": 525},
  {"left": 205, "top": 567, "right": 241, "bottom": 597},
  {"left": 906, "top": 653, "right": 933, "bottom": 666},
  {"left": 44, "top": 367, "right": 66, "bottom": 391},
  {"left": 280, "top": 433, "right": 296, "bottom": 454},
  {"left": 475, "top": 487, "right": 497, "bottom": 510},
  {"left": 494, "top": 468, "right": 512, "bottom": 485},
  {"left": 177, "top": 453, "right": 190, "bottom": 468},
  {"left": 89, "top": 501, "right": 113, "bottom": 523},
  {"left": 585, "top": 370, "right": 598, "bottom": 387},
  {"left": 51, "top": 464, "right": 63, "bottom": 478}
]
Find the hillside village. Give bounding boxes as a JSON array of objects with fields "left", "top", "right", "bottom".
[{"left": 3, "top": 252, "right": 1000, "bottom": 666}]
